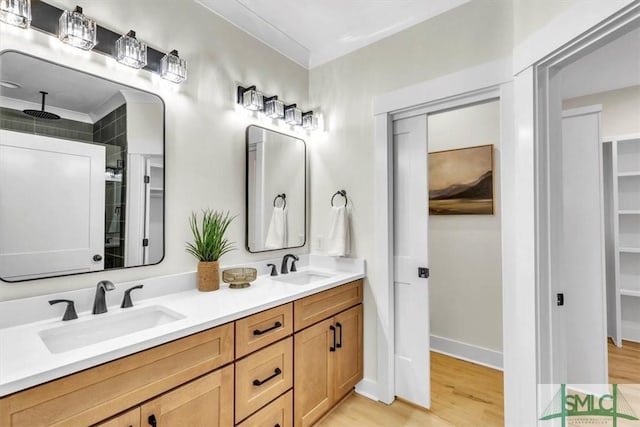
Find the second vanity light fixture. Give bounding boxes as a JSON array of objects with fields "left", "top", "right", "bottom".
[
  {"left": 238, "top": 85, "right": 319, "bottom": 131},
  {"left": 0, "top": 0, "right": 187, "bottom": 84}
]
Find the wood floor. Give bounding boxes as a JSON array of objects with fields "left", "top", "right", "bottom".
[
  {"left": 609, "top": 340, "right": 640, "bottom": 384},
  {"left": 317, "top": 352, "right": 504, "bottom": 427}
]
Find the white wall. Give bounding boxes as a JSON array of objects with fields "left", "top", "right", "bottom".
[
  {"left": 0, "top": 0, "right": 309, "bottom": 300},
  {"left": 309, "top": 0, "right": 513, "bottom": 385},
  {"left": 427, "top": 100, "right": 503, "bottom": 353},
  {"left": 563, "top": 85, "right": 640, "bottom": 136}
]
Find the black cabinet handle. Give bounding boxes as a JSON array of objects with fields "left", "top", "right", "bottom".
[
  {"left": 275, "top": 424, "right": 281, "bottom": 427},
  {"left": 330, "top": 325, "right": 336, "bottom": 352},
  {"left": 148, "top": 414, "right": 157, "bottom": 427},
  {"left": 93, "top": 254, "right": 103, "bottom": 262},
  {"left": 253, "top": 367, "right": 282, "bottom": 386},
  {"left": 253, "top": 321, "right": 282, "bottom": 336},
  {"left": 336, "top": 322, "right": 343, "bottom": 349}
]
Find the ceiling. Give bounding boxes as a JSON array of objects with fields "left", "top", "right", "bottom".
[
  {"left": 196, "top": 0, "right": 470, "bottom": 69},
  {"left": 560, "top": 25, "right": 640, "bottom": 99}
]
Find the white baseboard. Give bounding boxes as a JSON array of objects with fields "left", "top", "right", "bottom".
[
  {"left": 431, "top": 335, "right": 503, "bottom": 371},
  {"left": 622, "top": 320, "right": 640, "bottom": 343},
  {"left": 355, "top": 378, "right": 380, "bottom": 402}
]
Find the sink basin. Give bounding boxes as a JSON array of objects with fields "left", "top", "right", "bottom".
[
  {"left": 273, "top": 271, "right": 334, "bottom": 285},
  {"left": 39, "top": 305, "right": 185, "bottom": 354}
]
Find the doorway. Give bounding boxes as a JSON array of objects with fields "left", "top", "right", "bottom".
[
  {"left": 391, "top": 97, "right": 504, "bottom": 421},
  {"left": 535, "top": 9, "right": 640, "bottom": 386}
]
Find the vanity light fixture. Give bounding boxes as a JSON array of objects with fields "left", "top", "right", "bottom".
[
  {"left": 264, "top": 95, "right": 284, "bottom": 119},
  {"left": 0, "top": 0, "right": 31, "bottom": 28},
  {"left": 160, "top": 49, "right": 187, "bottom": 84},
  {"left": 58, "top": 5, "right": 97, "bottom": 51},
  {"left": 302, "top": 111, "right": 318, "bottom": 131},
  {"left": 284, "top": 104, "right": 302, "bottom": 126},
  {"left": 115, "top": 30, "right": 147, "bottom": 69},
  {"left": 238, "top": 85, "right": 264, "bottom": 111}
]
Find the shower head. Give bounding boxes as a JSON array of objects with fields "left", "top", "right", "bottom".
[{"left": 23, "top": 91, "right": 61, "bottom": 120}]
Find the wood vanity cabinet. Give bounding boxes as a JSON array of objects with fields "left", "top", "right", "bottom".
[
  {"left": 293, "top": 281, "right": 363, "bottom": 427},
  {"left": 0, "top": 280, "right": 363, "bottom": 427}
]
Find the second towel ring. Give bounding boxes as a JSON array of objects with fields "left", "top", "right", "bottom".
[
  {"left": 273, "top": 193, "right": 286, "bottom": 209},
  {"left": 331, "top": 190, "right": 348, "bottom": 207}
]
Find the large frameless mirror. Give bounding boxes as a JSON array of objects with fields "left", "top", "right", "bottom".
[
  {"left": 0, "top": 51, "right": 165, "bottom": 282},
  {"left": 246, "top": 125, "right": 306, "bottom": 252}
]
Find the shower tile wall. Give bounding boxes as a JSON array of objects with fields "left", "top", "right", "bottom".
[
  {"left": 93, "top": 104, "right": 128, "bottom": 269},
  {"left": 0, "top": 107, "right": 93, "bottom": 141}
]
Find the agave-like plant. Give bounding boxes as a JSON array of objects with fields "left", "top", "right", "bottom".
[{"left": 186, "top": 210, "right": 236, "bottom": 262}]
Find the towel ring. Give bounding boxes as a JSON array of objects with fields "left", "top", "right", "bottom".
[
  {"left": 331, "top": 190, "right": 348, "bottom": 207},
  {"left": 273, "top": 193, "right": 286, "bottom": 209}
]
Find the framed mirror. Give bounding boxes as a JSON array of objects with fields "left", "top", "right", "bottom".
[
  {"left": 246, "top": 126, "right": 306, "bottom": 252},
  {"left": 0, "top": 51, "right": 165, "bottom": 282}
]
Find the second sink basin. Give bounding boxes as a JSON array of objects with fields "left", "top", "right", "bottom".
[
  {"left": 273, "top": 270, "right": 334, "bottom": 285},
  {"left": 39, "top": 305, "right": 185, "bottom": 354}
]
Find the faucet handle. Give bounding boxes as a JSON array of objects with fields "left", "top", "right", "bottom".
[
  {"left": 121, "top": 284, "right": 144, "bottom": 308},
  {"left": 290, "top": 257, "right": 298, "bottom": 272},
  {"left": 267, "top": 263, "right": 278, "bottom": 276},
  {"left": 49, "top": 299, "right": 78, "bottom": 321}
]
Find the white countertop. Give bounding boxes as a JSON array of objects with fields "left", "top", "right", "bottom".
[{"left": 0, "top": 255, "right": 365, "bottom": 397}]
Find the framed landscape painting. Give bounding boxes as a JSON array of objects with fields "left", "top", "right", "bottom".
[{"left": 428, "top": 144, "right": 494, "bottom": 215}]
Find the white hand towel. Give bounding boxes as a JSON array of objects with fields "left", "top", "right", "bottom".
[
  {"left": 327, "top": 206, "right": 350, "bottom": 257},
  {"left": 265, "top": 207, "right": 287, "bottom": 249}
]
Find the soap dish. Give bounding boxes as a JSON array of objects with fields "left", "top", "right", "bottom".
[{"left": 222, "top": 268, "right": 257, "bottom": 289}]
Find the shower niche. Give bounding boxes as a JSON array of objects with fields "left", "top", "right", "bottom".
[{"left": 0, "top": 51, "right": 165, "bottom": 282}]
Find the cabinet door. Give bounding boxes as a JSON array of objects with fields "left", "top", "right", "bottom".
[
  {"left": 294, "top": 318, "right": 334, "bottom": 427},
  {"left": 94, "top": 408, "right": 140, "bottom": 427},
  {"left": 333, "top": 304, "right": 363, "bottom": 401},
  {"left": 140, "top": 365, "right": 234, "bottom": 427}
]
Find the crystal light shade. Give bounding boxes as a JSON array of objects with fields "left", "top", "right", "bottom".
[
  {"left": 0, "top": 0, "right": 30, "bottom": 28},
  {"left": 116, "top": 30, "right": 147, "bottom": 69},
  {"left": 58, "top": 6, "right": 97, "bottom": 50},
  {"left": 160, "top": 49, "right": 187, "bottom": 83},
  {"left": 242, "top": 88, "right": 264, "bottom": 111},
  {"left": 284, "top": 104, "right": 302, "bottom": 126},
  {"left": 302, "top": 111, "right": 318, "bottom": 131},
  {"left": 264, "top": 96, "right": 284, "bottom": 119}
]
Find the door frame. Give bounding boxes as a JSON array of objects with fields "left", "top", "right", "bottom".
[
  {"left": 534, "top": 2, "right": 640, "bottom": 387},
  {"left": 370, "top": 58, "right": 513, "bottom": 404}
]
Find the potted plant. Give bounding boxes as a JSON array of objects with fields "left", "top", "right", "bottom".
[{"left": 186, "top": 209, "right": 236, "bottom": 291}]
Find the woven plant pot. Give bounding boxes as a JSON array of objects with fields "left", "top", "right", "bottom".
[{"left": 198, "top": 261, "right": 220, "bottom": 292}]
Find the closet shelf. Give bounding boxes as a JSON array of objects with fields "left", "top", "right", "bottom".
[
  {"left": 618, "top": 171, "right": 640, "bottom": 177},
  {"left": 620, "top": 289, "right": 640, "bottom": 298},
  {"left": 619, "top": 247, "right": 640, "bottom": 253}
]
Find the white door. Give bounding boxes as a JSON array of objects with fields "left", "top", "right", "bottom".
[
  {"left": 0, "top": 130, "right": 105, "bottom": 280},
  {"left": 556, "top": 107, "right": 608, "bottom": 384},
  {"left": 393, "top": 115, "right": 430, "bottom": 408}
]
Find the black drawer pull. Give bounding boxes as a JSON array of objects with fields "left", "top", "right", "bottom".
[
  {"left": 330, "top": 325, "right": 336, "bottom": 352},
  {"left": 148, "top": 414, "right": 157, "bottom": 427},
  {"left": 253, "top": 367, "right": 282, "bottom": 386},
  {"left": 336, "top": 322, "right": 343, "bottom": 349},
  {"left": 275, "top": 424, "right": 281, "bottom": 427},
  {"left": 253, "top": 321, "right": 282, "bottom": 336}
]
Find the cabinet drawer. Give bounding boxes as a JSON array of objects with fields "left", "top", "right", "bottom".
[
  {"left": 0, "top": 323, "right": 234, "bottom": 427},
  {"left": 236, "top": 390, "right": 292, "bottom": 427},
  {"left": 235, "top": 337, "right": 293, "bottom": 423},
  {"left": 294, "top": 280, "right": 363, "bottom": 331},
  {"left": 236, "top": 303, "right": 293, "bottom": 358}
]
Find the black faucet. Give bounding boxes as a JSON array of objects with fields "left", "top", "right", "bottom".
[
  {"left": 121, "top": 284, "right": 144, "bottom": 308},
  {"left": 92, "top": 280, "right": 115, "bottom": 314},
  {"left": 280, "top": 254, "right": 299, "bottom": 275},
  {"left": 267, "top": 263, "right": 278, "bottom": 276}
]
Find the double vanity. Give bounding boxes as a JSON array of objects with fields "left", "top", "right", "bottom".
[{"left": 0, "top": 255, "right": 365, "bottom": 426}]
